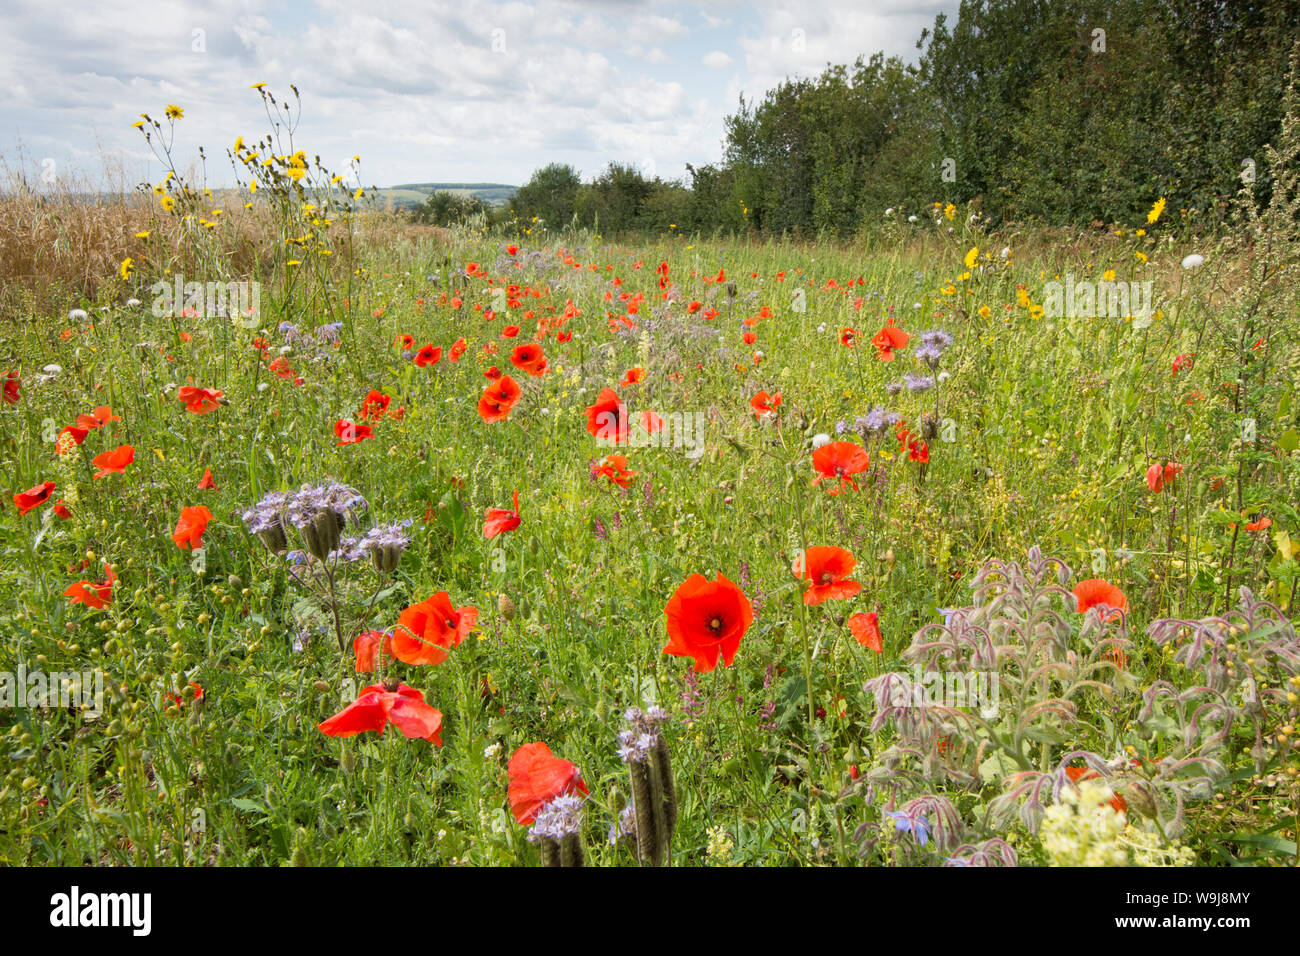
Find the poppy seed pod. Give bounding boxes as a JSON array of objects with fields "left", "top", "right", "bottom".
[{"left": 498, "top": 593, "right": 517, "bottom": 621}]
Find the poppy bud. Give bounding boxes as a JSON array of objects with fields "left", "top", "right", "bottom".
[
  {"left": 340, "top": 746, "right": 356, "bottom": 774},
  {"left": 498, "top": 593, "right": 516, "bottom": 621}
]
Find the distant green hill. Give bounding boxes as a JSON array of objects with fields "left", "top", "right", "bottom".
[{"left": 378, "top": 182, "right": 517, "bottom": 209}]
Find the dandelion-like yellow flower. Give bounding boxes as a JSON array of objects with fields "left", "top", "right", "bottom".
[
  {"left": 165, "top": 105, "right": 183, "bottom": 120},
  {"left": 1147, "top": 197, "right": 1166, "bottom": 224}
]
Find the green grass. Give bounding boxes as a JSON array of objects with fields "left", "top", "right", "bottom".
[{"left": 1, "top": 220, "right": 1298, "bottom": 866}]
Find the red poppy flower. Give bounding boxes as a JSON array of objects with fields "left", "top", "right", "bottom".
[
  {"left": 621, "top": 367, "right": 645, "bottom": 386},
  {"left": 178, "top": 386, "right": 226, "bottom": 414},
  {"left": 483, "top": 489, "right": 522, "bottom": 539},
  {"left": 92, "top": 445, "right": 134, "bottom": 479},
  {"left": 797, "top": 546, "right": 862, "bottom": 605},
  {"left": 872, "top": 320, "right": 909, "bottom": 361},
  {"left": 1146, "top": 462, "right": 1182, "bottom": 492},
  {"left": 908, "top": 439, "right": 930, "bottom": 464},
  {"left": 334, "top": 419, "right": 374, "bottom": 446},
  {"left": 510, "top": 343, "right": 548, "bottom": 377},
  {"left": 395, "top": 333, "right": 415, "bottom": 350},
  {"left": 53, "top": 500, "right": 72, "bottom": 520},
  {"left": 2, "top": 370, "right": 19, "bottom": 405},
  {"left": 414, "top": 344, "right": 442, "bottom": 367},
  {"left": 354, "top": 630, "right": 395, "bottom": 673},
  {"left": 507, "top": 742, "right": 589, "bottom": 825},
  {"left": 1072, "top": 578, "right": 1128, "bottom": 622},
  {"left": 594, "top": 454, "right": 636, "bottom": 487},
  {"left": 478, "top": 375, "right": 522, "bottom": 423},
  {"left": 64, "top": 563, "right": 116, "bottom": 609},
  {"left": 172, "top": 505, "right": 213, "bottom": 550},
  {"left": 268, "top": 356, "right": 295, "bottom": 379},
  {"left": 198, "top": 468, "right": 217, "bottom": 490},
  {"left": 811, "top": 441, "right": 870, "bottom": 494},
  {"left": 1064, "top": 766, "right": 1127, "bottom": 815},
  {"left": 506, "top": 243, "right": 518, "bottom": 256},
  {"left": 14, "top": 480, "right": 56, "bottom": 516},
  {"left": 751, "top": 391, "right": 782, "bottom": 418},
  {"left": 358, "top": 389, "right": 391, "bottom": 419},
  {"left": 501, "top": 325, "right": 521, "bottom": 338},
  {"left": 585, "top": 388, "right": 628, "bottom": 445},
  {"left": 840, "top": 328, "right": 858, "bottom": 347},
  {"left": 319, "top": 682, "right": 443, "bottom": 744},
  {"left": 1245, "top": 516, "right": 1272, "bottom": 532},
  {"left": 849, "top": 611, "right": 883, "bottom": 652},
  {"left": 663, "top": 573, "right": 754, "bottom": 673},
  {"left": 449, "top": 337, "right": 468, "bottom": 362},
  {"left": 391, "top": 591, "right": 479, "bottom": 666},
  {"left": 1171, "top": 353, "right": 1195, "bottom": 377},
  {"left": 75, "top": 406, "right": 121, "bottom": 430}
]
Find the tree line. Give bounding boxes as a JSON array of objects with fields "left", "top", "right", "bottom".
[{"left": 414, "top": 0, "right": 1300, "bottom": 235}]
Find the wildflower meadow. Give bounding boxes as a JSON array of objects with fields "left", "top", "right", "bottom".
[{"left": 2, "top": 6, "right": 1300, "bottom": 891}]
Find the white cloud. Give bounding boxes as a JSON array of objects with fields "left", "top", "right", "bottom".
[{"left": 702, "top": 50, "right": 733, "bottom": 69}]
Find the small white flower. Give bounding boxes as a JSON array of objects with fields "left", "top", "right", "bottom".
[
  {"left": 540, "top": 407, "right": 550, "bottom": 416},
  {"left": 884, "top": 207, "right": 894, "bottom": 216},
  {"left": 483, "top": 742, "right": 501, "bottom": 759},
  {"left": 812, "top": 433, "right": 831, "bottom": 449},
  {"left": 68, "top": 309, "right": 88, "bottom": 321},
  {"left": 42, "top": 364, "right": 62, "bottom": 375},
  {"left": 1181, "top": 253, "right": 1204, "bottom": 270},
  {"left": 278, "top": 345, "right": 293, "bottom": 355},
  {"left": 126, "top": 298, "right": 141, "bottom": 307},
  {"left": 938, "top": 370, "right": 951, "bottom": 382},
  {"left": 816, "top": 323, "right": 827, "bottom": 333},
  {"left": 907, "top": 214, "right": 918, "bottom": 223},
  {"left": 1000, "top": 246, "right": 1011, "bottom": 259},
  {"left": 257, "top": 382, "right": 270, "bottom": 393}
]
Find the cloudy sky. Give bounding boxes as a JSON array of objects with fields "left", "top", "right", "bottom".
[{"left": 2, "top": 0, "right": 957, "bottom": 191}]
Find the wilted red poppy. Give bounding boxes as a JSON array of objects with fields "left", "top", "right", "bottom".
[
  {"left": 751, "top": 391, "right": 782, "bottom": 418},
  {"left": 178, "top": 386, "right": 226, "bottom": 414},
  {"left": 172, "top": 505, "right": 213, "bottom": 550},
  {"left": 1064, "top": 766, "right": 1127, "bottom": 815},
  {"left": 391, "top": 591, "right": 479, "bottom": 665},
  {"left": 198, "top": 468, "right": 217, "bottom": 490},
  {"left": 797, "top": 546, "right": 862, "bottom": 605},
  {"left": 663, "top": 573, "right": 754, "bottom": 673},
  {"left": 64, "top": 563, "right": 116, "bottom": 609},
  {"left": 811, "top": 441, "right": 870, "bottom": 494},
  {"left": 334, "top": 419, "right": 374, "bottom": 446},
  {"left": 354, "top": 630, "right": 395, "bottom": 673},
  {"left": 849, "top": 611, "right": 883, "bottom": 652},
  {"left": 483, "top": 490, "right": 521, "bottom": 539},
  {"left": 1072, "top": 578, "right": 1128, "bottom": 621},
  {"left": 478, "top": 375, "right": 522, "bottom": 423},
  {"left": 872, "top": 320, "right": 909, "bottom": 361},
  {"left": 2, "top": 370, "right": 19, "bottom": 405},
  {"left": 92, "top": 445, "right": 134, "bottom": 479},
  {"left": 510, "top": 343, "right": 547, "bottom": 378},
  {"left": 415, "top": 344, "right": 442, "bottom": 367},
  {"left": 585, "top": 388, "right": 627, "bottom": 445},
  {"left": 507, "top": 742, "right": 589, "bottom": 825},
  {"left": 319, "top": 682, "right": 443, "bottom": 744},
  {"left": 358, "top": 389, "right": 391, "bottom": 419},
  {"left": 14, "top": 480, "right": 56, "bottom": 516}
]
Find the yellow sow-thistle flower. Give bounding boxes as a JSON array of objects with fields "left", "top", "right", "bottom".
[
  {"left": 944, "top": 203, "right": 956, "bottom": 220},
  {"left": 135, "top": 231, "right": 150, "bottom": 239},
  {"left": 119, "top": 257, "right": 134, "bottom": 281},
  {"left": 1135, "top": 250, "right": 1148, "bottom": 264},
  {"left": 249, "top": 180, "right": 258, "bottom": 192},
  {"left": 251, "top": 82, "right": 266, "bottom": 89},
  {"left": 1103, "top": 269, "right": 1116, "bottom": 281},
  {"left": 978, "top": 305, "right": 991, "bottom": 318},
  {"left": 165, "top": 105, "right": 183, "bottom": 119},
  {"left": 964, "top": 246, "right": 978, "bottom": 269},
  {"left": 1147, "top": 196, "right": 1166, "bottom": 224},
  {"left": 353, "top": 188, "right": 364, "bottom": 200}
]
